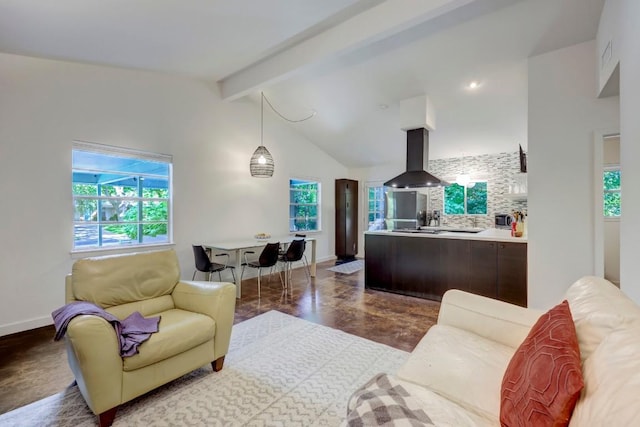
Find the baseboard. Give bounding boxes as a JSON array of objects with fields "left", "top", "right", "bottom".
[{"left": 0, "top": 315, "right": 52, "bottom": 337}]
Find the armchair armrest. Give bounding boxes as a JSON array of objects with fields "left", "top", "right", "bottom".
[
  {"left": 65, "top": 315, "right": 123, "bottom": 414},
  {"left": 172, "top": 281, "right": 236, "bottom": 359},
  {"left": 438, "top": 289, "right": 543, "bottom": 349}
]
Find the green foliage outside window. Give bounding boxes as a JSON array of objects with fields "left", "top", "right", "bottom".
[
  {"left": 444, "top": 182, "right": 487, "bottom": 215},
  {"left": 290, "top": 179, "right": 320, "bottom": 231},
  {"left": 467, "top": 182, "right": 487, "bottom": 214},
  {"left": 604, "top": 169, "right": 621, "bottom": 217},
  {"left": 444, "top": 184, "right": 464, "bottom": 214}
]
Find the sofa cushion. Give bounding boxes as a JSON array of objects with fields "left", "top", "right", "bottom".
[
  {"left": 564, "top": 276, "right": 640, "bottom": 362},
  {"left": 123, "top": 308, "right": 215, "bottom": 371},
  {"left": 72, "top": 250, "right": 180, "bottom": 308},
  {"left": 396, "top": 324, "right": 514, "bottom": 420},
  {"left": 569, "top": 325, "right": 640, "bottom": 426},
  {"left": 396, "top": 379, "right": 498, "bottom": 427},
  {"left": 500, "top": 300, "right": 583, "bottom": 427}
]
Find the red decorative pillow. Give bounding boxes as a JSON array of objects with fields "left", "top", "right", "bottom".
[{"left": 500, "top": 300, "right": 584, "bottom": 427}]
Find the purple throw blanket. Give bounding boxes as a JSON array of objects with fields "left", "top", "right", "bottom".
[{"left": 52, "top": 301, "right": 160, "bottom": 357}]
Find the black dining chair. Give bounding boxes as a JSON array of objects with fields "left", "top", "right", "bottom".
[
  {"left": 241, "top": 242, "right": 281, "bottom": 298},
  {"left": 294, "top": 234, "right": 311, "bottom": 278},
  {"left": 279, "top": 238, "right": 307, "bottom": 289},
  {"left": 192, "top": 245, "right": 236, "bottom": 282}
]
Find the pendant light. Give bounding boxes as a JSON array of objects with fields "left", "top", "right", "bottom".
[
  {"left": 249, "top": 92, "right": 316, "bottom": 178},
  {"left": 250, "top": 92, "right": 274, "bottom": 177}
]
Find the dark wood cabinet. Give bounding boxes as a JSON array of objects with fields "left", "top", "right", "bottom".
[
  {"left": 335, "top": 179, "right": 358, "bottom": 261},
  {"left": 364, "top": 234, "right": 391, "bottom": 287},
  {"left": 365, "top": 234, "right": 527, "bottom": 306},
  {"left": 497, "top": 242, "right": 528, "bottom": 306},
  {"left": 469, "top": 241, "right": 498, "bottom": 299},
  {"left": 440, "top": 239, "right": 470, "bottom": 293}
]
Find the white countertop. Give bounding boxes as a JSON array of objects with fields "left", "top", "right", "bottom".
[{"left": 365, "top": 228, "right": 527, "bottom": 243}]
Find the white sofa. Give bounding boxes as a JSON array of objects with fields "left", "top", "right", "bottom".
[{"left": 389, "top": 276, "right": 640, "bottom": 426}]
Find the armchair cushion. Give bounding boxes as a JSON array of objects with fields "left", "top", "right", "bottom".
[
  {"left": 123, "top": 309, "right": 214, "bottom": 371},
  {"left": 72, "top": 250, "right": 180, "bottom": 308}
]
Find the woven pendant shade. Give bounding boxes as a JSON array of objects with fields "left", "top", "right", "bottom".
[
  {"left": 250, "top": 145, "right": 274, "bottom": 177},
  {"left": 250, "top": 92, "right": 275, "bottom": 178}
]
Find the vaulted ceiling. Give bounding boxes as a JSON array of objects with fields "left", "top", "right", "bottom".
[{"left": 0, "top": 0, "right": 604, "bottom": 167}]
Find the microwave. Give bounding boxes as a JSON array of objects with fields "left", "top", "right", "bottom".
[{"left": 495, "top": 213, "right": 513, "bottom": 229}]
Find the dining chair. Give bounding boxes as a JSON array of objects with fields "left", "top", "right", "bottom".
[
  {"left": 279, "top": 238, "right": 307, "bottom": 289},
  {"left": 294, "top": 233, "right": 311, "bottom": 278},
  {"left": 192, "top": 245, "right": 236, "bottom": 282},
  {"left": 241, "top": 242, "right": 281, "bottom": 298}
]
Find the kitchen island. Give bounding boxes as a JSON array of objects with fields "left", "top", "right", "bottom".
[{"left": 365, "top": 228, "right": 527, "bottom": 306}]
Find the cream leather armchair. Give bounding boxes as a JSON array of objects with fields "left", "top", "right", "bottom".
[{"left": 63, "top": 249, "right": 236, "bottom": 427}]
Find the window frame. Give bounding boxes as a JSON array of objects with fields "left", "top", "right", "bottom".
[
  {"left": 289, "top": 177, "right": 321, "bottom": 232},
  {"left": 367, "top": 185, "right": 385, "bottom": 227},
  {"left": 443, "top": 181, "right": 488, "bottom": 216},
  {"left": 72, "top": 141, "right": 173, "bottom": 253}
]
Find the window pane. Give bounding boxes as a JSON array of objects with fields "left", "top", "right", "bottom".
[
  {"left": 142, "top": 186, "right": 168, "bottom": 198},
  {"left": 101, "top": 183, "right": 138, "bottom": 197},
  {"left": 74, "top": 199, "right": 98, "bottom": 221},
  {"left": 142, "top": 224, "right": 169, "bottom": 242},
  {"left": 444, "top": 184, "right": 465, "bottom": 215},
  {"left": 603, "top": 170, "right": 620, "bottom": 191},
  {"left": 467, "top": 182, "right": 487, "bottom": 214},
  {"left": 142, "top": 201, "right": 168, "bottom": 222},
  {"left": 74, "top": 224, "right": 98, "bottom": 247},
  {"left": 604, "top": 192, "right": 621, "bottom": 216},
  {"left": 73, "top": 184, "right": 98, "bottom": 196},
  {"left": 102, "top": 224, "right": 137, "bottom": 245}
]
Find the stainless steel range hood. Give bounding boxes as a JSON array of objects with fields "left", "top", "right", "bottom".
[{"left": 383, "top": 128, "right": 448, "bottom": 188}]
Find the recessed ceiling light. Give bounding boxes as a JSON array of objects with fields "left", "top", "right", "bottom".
[{"left": 467, "top": 81, "right": 481, "bottom": 90}]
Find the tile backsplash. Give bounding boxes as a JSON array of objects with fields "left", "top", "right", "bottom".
[{"left": 425, "top": 151, "right": 528, "bottom": 229}]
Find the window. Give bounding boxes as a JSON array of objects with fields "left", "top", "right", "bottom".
[
  {"left": 367, "top": 185, "right": 385, "bottom": 230},
  {"left": 289, "top": 179, "right": 320, "bottom": 232},
  {"left": 603, "top": 167, "right": 620, "bottom": 217},
  {"left": 444, "top": 182, "right": 487, "bottom": 215},
  {"left": 72, "top": 142, "right": 172, "bottom": 250}
]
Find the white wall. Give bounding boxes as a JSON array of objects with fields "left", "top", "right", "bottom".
[
  {"left": 527, "top": 40, "right": 620, "bottom": 309},
  {"left": 0, "top": 52, "right": 347, "bottom": 336},
  {"left": 618, "top": 0, "right": 640, "bottom": 301}
]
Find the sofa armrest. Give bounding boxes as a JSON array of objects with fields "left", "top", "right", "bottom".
[
  {"left": 172, "top": 281, "right": 236, "bottom": 360},
  {"left": 65, "top": 315, "right": 123, "bottom": 414},
  {"left": 438, "top": 289, "right": 544, "bottom": 349}
]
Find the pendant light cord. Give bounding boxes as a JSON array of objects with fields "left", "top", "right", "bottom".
[
  {"left": 261, "top": 91, "right": 264, "bottom": 146},
  {"left": 262, "top": 92, "right": 316, "bottom": 123}
]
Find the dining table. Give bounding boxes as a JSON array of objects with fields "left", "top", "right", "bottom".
[{"left": 202, "top": 235, "right": 316, "bottom": 298}]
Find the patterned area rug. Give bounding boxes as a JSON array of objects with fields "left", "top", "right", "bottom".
[
  {"left": 327, "top": 260, "right": 364, "bottom": 275},
  {"left": 0, "top": 310, "right": 408, "bottom": 426}
]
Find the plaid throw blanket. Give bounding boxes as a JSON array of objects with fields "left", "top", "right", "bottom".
[{"left": 344, "top": 373, "right": 434, "bottom": 426}]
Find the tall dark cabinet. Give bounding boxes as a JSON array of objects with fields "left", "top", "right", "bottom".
[{"left": 335, "top": 179, "right": 358, "bottom": 262}]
